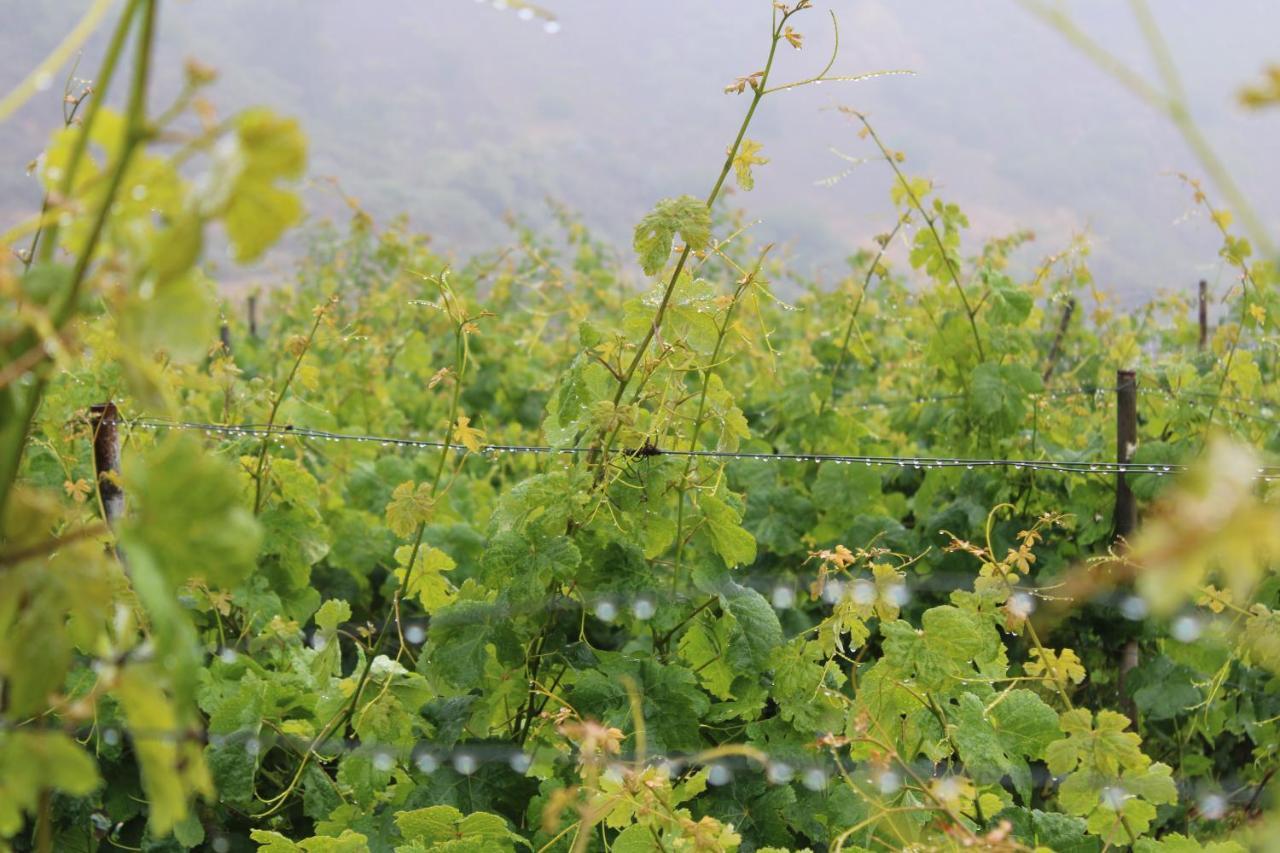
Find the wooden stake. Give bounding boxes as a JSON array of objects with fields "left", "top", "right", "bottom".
[
  {"left": 1198, "top": 279, "right": 1208, "bottom": 351},
  {"left": 248, "top": 294, "right": 259, "bottom": 339},
  {"left": 88, "top": 402, "right": 124, "bottom": 527},
  {"left": 1114, "top": 370, "right": 1138, "bottom": 540},
  {"left": 1042, "top": 297, "right": 1076, "bottom": 383}
]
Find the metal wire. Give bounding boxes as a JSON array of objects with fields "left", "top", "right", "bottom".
[{"left": 128, "top": 417, "right": 1280, "bottom": 479}]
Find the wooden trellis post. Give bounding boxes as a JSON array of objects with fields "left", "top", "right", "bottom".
[
  {"left": 1114, "top": 370, "right": 1138, "bottom": 540},
  {"left": 88, "top": 402, "right": 125, "bottom": 527},
  {"left": 247, "top": 293, "right": 259, "bottom": 339},
  {"left": 1042, "top": 297, "right": 1076, "bottom": 383},
  {"left": 1198, "top": 279, "right": 1208, "bottom": 350}
]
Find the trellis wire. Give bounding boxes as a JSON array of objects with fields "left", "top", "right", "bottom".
[{"left": 129, "top": 417, "right": 1280, "bottom": 480}]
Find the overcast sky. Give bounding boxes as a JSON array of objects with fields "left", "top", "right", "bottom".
[{"left": 3, "top": 1, "right": 1277, "bottom": 302}]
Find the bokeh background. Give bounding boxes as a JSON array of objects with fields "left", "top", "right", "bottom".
[{"left": 3, "top": 0, "right": 1278, "bottom": 301}]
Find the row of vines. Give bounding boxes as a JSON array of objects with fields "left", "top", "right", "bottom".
[{"left": 2, "top": 1, "right": 1279, "bottom": 851}]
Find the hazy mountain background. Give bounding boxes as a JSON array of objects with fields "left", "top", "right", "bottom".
[{"left": 3, "top": 0, "right": 1278, "bottom": 303}]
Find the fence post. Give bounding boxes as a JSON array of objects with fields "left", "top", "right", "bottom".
[
  {"left": 88, "top": 402, "right": 125, "bottom": 528},
  {"left": 247, "top": 294, "right": 259, "bottom": 339},
  {"left": 1042, "top": 297, "right": 1076, "bottom": 383},
  {"left": 1198, "top": 279, "right": 1208, "bottom": 351},
  {"left": 1114, "top": 370, "right": 1138, "bottom": 540},
  {"left": 220, "top": 321, "right": 233, "bottom": 355}
]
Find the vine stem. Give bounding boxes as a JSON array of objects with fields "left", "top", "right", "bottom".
[
  {"left": 818, "top": 213, "right": 909, "bottom": 418},
  {"left": 844, "top": 109, "right": 986, "bottom": 363},
  {"left": 255, "top": 285, "right": 472, "bottom": 818},
  {"left": 252, "top": 300, "right": 332, "bottom": 514},
  {"left": 670, "top": 247, "right": 770, "bottom": 594},
  {"left": 1193, "top": 187, "right": 1262, "bottom": 447},
  {"left": 590, "top": 6, "right": 793, "bottom": 478}
]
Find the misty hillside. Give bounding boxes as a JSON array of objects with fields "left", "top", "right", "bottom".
[{"left": 3, "top": 0, "right": 1277, "bottom": 300}]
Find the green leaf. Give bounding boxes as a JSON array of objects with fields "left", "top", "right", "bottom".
[
  {"left": 971, "top": 362, "right": 1043, "bottom": 435},
  {"left": 425, "top": 600, "right": 516, "bottom": 687},
  {"left": 315, "top": 599, "right": 352, "bottom": 634},
  {"left": 700, "top": 493, "right": 757, "bottom": 568},
  {"left": 951, "top": 689, "right": 1058, "bottom": 801},
  {"left": 1135, "top": 834, "right": 1245, "bottom": 853},
  {"left": 678, "top": 616, "right": 736, "bottom": 700},
  {"left": 721, "top": 582, "right": 783, "bottom": 669},
  {"left": 223, "top": 108, "right": 307, "bottom": 263},
  {"left": 985, "top": 271, "right": 1033, "bottom": 326},
  {"left": 0, "top": 731, "right": 101, "bottom": 836},
  {"left": 251, "top": 829, "right": 370, "bottom": 852},
  {"left": 395, "top": 804, "right": 529, "bottom": 850},
  {"left": 396, "top": 544, "right": 457, "bottom": 614},
  {"left": 732, "top": 138, "right": 768, "bottom": 191},
  {"left": 611, "top": 825, "right": 656, "bottom": 853},
  {"left": 386, "top": 481, "right": 435, "bottom": 538},
  {"left": 633, "top": 195, "right": 712, "bottom": 275},
  {"left": 122, "top": 434, "right": 261, "bottom": 590},
  {"left": 1000, "top": 807, "right": 1097, "bottom": 853},
  {"left": 116, "top": 665, "right": 212, "bottom": 835}
]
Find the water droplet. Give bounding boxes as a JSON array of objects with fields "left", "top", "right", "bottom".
[
  {"left": 373, "top": 750, "right": 395, "bottom": 772},
  {"left": 772, "top": 586, "right": 796, "bottom": 610},
  {"left": 594, "top": 600, "right": 617, "bottom": 622},
  {"left": 877, "top": 770, "right": 900, "bottom": 795},
  {"left": 821, "top": 579, "right": 844, "bottom": 605},
  {"left": 415, "top": 751, "right": 439, "bottom": 773},
  {"left": 1199, "top": 792, "right": 1227, "bottom": 819},
  {"left": 1008, "top": 592, "right": 1035, "bottom": 619},
  {"left": 405, "top": 624, "right": 426, "bottom": 645},
  {"left": 631, "top": 597, "right": 656, "bottom": 621},
  {"left": 453, "top": 752, "right": 478, "bottom": 775},
  {"left": 802, "top": 767, "right": 828, "bottom": 791},
  {"left": 707, "top": 763, "right": 733, "bottom": 786},
  {"left": 1172, "top": 614, "right": 1202, "bottom": 643},
  {"left": 1121, "top": 595, "right": 1148, "bottom": 621},
  {"left": 1101, "top": 786, "right": 1128, "bottom": 810},
  {"left": 543, "top": 20, "right": 561, "bottom": 34},
  {"left": 766, "top": 761, "right": 794, "bottom": 785},
  {"left": 219, "top": 647, "right": 238, "bottom": 664}
]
